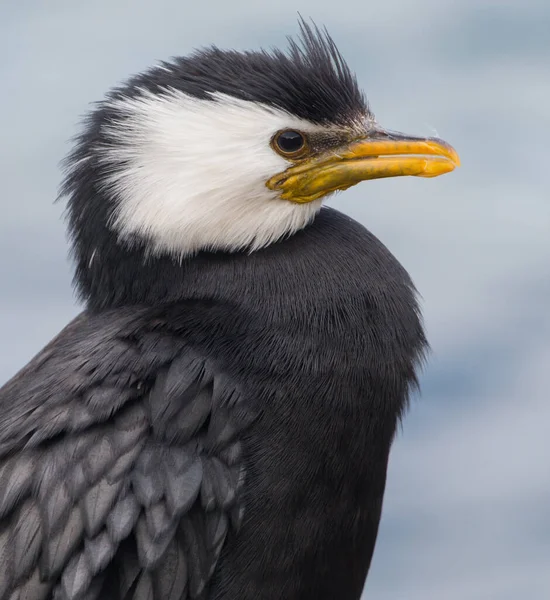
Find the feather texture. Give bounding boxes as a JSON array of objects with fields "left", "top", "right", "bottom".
[{"left": 0, "top": 312, "right": 252, "bottom": 600}]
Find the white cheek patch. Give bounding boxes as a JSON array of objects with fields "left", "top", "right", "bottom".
[{"left": 98, "top": 90, "right": 325, "bottom": 257}]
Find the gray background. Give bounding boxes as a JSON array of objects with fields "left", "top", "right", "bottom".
[{"left": 1, "top": 1, "right": 548, "bottom": 598}]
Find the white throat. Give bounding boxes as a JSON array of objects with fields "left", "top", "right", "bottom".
[{"left": 98, "top": 90, "right": 326, "bottom": 257}]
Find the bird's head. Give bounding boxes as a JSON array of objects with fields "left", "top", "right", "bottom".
[{"left": 61, "top": 21, "right": 459, "bottom": 298}]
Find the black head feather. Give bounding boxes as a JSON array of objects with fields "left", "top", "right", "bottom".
[{"left": 106, "top": 19, "right": 369, "bottom": 125}]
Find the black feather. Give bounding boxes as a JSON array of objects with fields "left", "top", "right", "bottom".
[
  {"left": 106, "top": 19, "right": 367, "bottom": 125},
  {"left": 0, "top": 319, "right": 254, "bottom": 599}
]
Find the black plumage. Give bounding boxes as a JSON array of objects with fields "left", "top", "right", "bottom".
[
  {"left": 107, "top": 21, "right": 367, "bottom": 124},
  {"left": 0, "top": 22, "right": 428, "bottom": 600}
]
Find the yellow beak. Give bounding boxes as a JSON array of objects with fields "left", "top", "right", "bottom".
[{"left": 266, "top": 131, "right": 460, "bottom": 204}]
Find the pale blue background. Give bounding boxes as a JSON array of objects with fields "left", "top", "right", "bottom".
[{"left": 1, "top": 1, "right": 548, "bottom": 598}]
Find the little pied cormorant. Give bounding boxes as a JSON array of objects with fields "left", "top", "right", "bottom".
[{"left": 0, "top": 21, "right": 459, "bottom": 600}]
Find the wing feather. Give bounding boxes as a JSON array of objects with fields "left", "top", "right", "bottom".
[{"left": 0, "top": 311, "right": 254, "bottom": 600}]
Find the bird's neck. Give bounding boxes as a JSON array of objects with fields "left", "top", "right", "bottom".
[
  {"left": 71, "top": 208, "right": 329, "bottom": 313},
  {"left": 72, "top": 208, "right": 412, "bottom": 328},
  {"left": 74, "top": 239, "right": 206, "bottom": 311}
]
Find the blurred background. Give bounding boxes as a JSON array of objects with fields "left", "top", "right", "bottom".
[{"left": 1, "top": 1, "right": 548, "bottom": 598}]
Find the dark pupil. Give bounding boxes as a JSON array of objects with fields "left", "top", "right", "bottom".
[{"left": 277, "top": 130, "right": 304, "bottom": 153}]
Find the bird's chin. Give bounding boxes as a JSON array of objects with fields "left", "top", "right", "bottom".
[{"left": 266, "top": 132, "right": 460, "bottom": 204}]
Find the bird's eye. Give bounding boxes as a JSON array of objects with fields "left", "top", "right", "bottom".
[{"left": 273, "top": 130, "right": 309, "bottom": 158}]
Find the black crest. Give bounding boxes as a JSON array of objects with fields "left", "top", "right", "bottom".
[{"left": 108, "top": 19, "right": 369, "bottom": 125}]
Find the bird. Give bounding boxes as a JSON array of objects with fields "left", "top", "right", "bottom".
[{"left": 0, "top": 21, "right": 459, "bottom": 600}]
